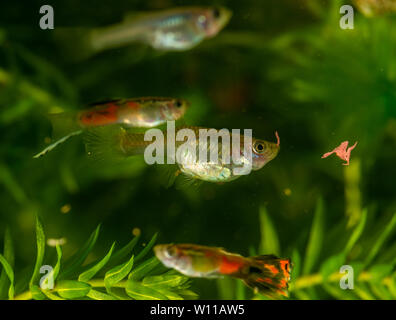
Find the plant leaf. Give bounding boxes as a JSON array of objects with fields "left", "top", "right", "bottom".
[
  {"left": 153, "top": 287, "right": 184, "bottom": 300},
  {"left": 320, "top": 253, "right": 346, "bottom": 281},
  {"left": 0, "top": 253, "right": 14, "bottom": 299},
  {"left": 0, "top": 227, "right": 14, "bottom": 299},
  {"left": 303, "top": 197, "right": 324, "bottom": 274},
  {"left": 29, "top": 215, "right": 45, "bottom": 288},
  {"left": 86, "top": 289, "right": 117, "bottom": 300},
  {"left": 134, "top": 233, "right": 158, "bottom": 262},
  {"left": 30, "top": 284, "right": 47, "bottom": 300},
  {"left": 290, "top": 249, "right": 301, "bottom": 288},
  {"left": 177, "top": 289, "right": 198, "bottom": 300},
  {"left": 52, "top": 244, "right": 62, "bottom": 282},
  {"left": 109, "top": 235, "right": 140, "bottom": 266},
  {"left": 128, "top": 256, "right": 160, "bottom": 281},
  {"left": 367, "top": 264, "right": 393, "bottom": 284},
  {"left": 104, "top": 254, "right": 134, "bottom": 289},
  {"left": 142, "top": 275, "right": 188, "bottom": 288},
  {"left": 126, "top": 280, "right": 168, "bottom": 300},
  {"left": 61, "top": 224, "right": 101, "bottom": 279},
  {"left": 56, "top": 280, "right": 91, "bottom": 299},
  {"left": 259, "top": 206, "right": 280, "bottom": 255},
  {"left": 365, "top": 212, "right": 396, "bottom": 266},
  {"left": 78, "top": 242, "right": 115, "bottom": 282},
  {"left": 41, "top": 290, "right": 65, "bottom": 300},
  {"left": 344, "top": 208, "right": 367, "bottom": 255}
]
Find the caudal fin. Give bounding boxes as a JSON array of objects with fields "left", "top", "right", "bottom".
[
  {"left": 48, "top": 112, "right": 80, "bottom": 139},
  {"left": 53, "top": 27, "right": 96, "bottom": 61},
  {"left": 33, "top": 112, "right": 81, "bottom": 158},
  {"left": 243, "top": 254, "right": 291, "bottom": 299},
  {"left": 82, "top": 126, "right": 127, "bottom": 163}
]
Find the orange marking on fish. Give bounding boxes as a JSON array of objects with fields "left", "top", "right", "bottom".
[
  {"left": 79, "top": 103, "right": 119, "bottom": 127},
  {"left": 127, "top": 101, "right": 140, "bottom": 110},
  {"left": 257, "top": 277, "right": 273, "bottom": 285},
  {"left": 277, "top": 288, "right": 288, "bottom": 297},
  {"left": 264, "top": 264, "right": 279, "bottom": 275},
  {"left": 219, "top": 256, "right": 244, "bottom": 275},
  {"left": 279, "top": 260, "right": 290, "bottom": 278}
]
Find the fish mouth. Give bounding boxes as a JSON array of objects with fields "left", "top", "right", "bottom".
[
  {"left": 206, "top": 6, "right": 232, "bottom": 37},
  {"left": 153, "top": 244, "right": 165, "bottom": 259},
  {"left": 252, "top": 143, "right": 280, "bottom": 171},
  {"left": 215, "top": 7, "right": 232, "bottom": 32}
]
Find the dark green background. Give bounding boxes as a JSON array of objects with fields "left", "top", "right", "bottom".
[{"left": 1, "top": 0, "right": 396, "bottom": 299}]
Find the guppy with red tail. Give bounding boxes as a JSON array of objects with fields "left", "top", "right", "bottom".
[{"left": 154, "top": 244, "right": 291, "bottom": 299}]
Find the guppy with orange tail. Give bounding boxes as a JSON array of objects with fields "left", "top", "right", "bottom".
[
  {"left": 154, "top": 244, "right": 291, "bottom": 299},
  {"left": 33, "top": 97, "right": 189, "bottom": 158}
]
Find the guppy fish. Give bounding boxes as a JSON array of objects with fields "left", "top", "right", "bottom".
[
  {"left": 84, "top": 126, "right": 280, "bottom": 183},
  {"left": 88, "top": 6, "right": 232, "bottom": 53},
  {"left": 154, "top": 244, "right": 292, "bottom": 299},
  {"left": 353, "top": 0, "right": 396, "bottom": 16},
  {"left": 34, "top": 97, "right": 188, "bottom": 158}
]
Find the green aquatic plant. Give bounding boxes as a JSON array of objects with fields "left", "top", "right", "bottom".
[
  {"left": 0, "top": 216, "right": 197, "bottom": 300},
  {"left": 216, "top": 201, "right": 396, "bottom": 300},
  {"left": 216, "top": 183, "right": 396, "bottom": 300}
]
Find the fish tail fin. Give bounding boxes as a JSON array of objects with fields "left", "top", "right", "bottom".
[
  {"left": 33, "top": 112, "right": 81, "bottom": 158},
  {"left": 242, "top": 255, "right": 292, "bottom": 299},
  {"left": 82, "top": 126, "right": 128, "bottom": 163},
  {"left": 48, "top": 112, "right": 80, "bottom": 139},
  {"left": 33, "top": 130, "right": 82, "bottom": 159},
  {"left": 53, "top": 27, "right": 96, "bottom": 61}
]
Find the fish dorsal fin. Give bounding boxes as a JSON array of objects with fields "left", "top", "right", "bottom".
[
  {"left": 122, "top": 11, "right": 152, "bottom": 23},
  {"left": 250, "top": 254, "right": 280, "bottom": 262},
  {"left": 87, "top": 98, "right": 123, "bottom": 107}
]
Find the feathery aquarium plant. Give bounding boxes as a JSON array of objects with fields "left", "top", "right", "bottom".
[{"left": 0, "top": 216, "right": 197, "bottom": 300}]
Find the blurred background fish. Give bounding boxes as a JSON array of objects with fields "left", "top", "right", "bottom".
[{"left": 56, "top": 6, "right": 232, "bottom": 59}]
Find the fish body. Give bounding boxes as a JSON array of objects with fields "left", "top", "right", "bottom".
[
  {"left": 84, "top": 126, "right": 280, "bottom": 183},
  {"left": 154, "top": 244, "right": 291, "bottom": 298},
  {"left": 90, "top": 6, "right": 232, "bottom": 52},
  {"left": 33, "top": 97, "right": 188, "bottom": 158},
  {"left": 58, "top": 97, "right": 189, "bottom": 130}
]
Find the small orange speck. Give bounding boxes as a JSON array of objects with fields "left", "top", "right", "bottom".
[
  {"left": 60, "top": 204, "right": 71, "bottom": 214},
  {"left": 284, "top": 188, "right": 292, "bottom": 196}
]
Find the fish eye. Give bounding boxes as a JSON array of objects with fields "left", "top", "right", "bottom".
[
  {"left": 175, "top": 100, "right": 183, "bottom": 108},
  {"left": 213, "top": 8, "right": 221, "bottom": 18},
  {"left": 253, "top": 141, "right": 266, "bottom": 154},
  {"left": 165, "top": 247, "right": 177, "bottom": 258}
]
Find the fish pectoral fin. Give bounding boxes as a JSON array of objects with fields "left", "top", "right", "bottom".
[{"left": 174, "top": 172, "right": 203, "bottom": 190}]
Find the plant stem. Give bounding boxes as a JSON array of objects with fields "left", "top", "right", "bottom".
[
  {"left": 293, "top": 271, "right": 391, "bottom": 290},
  {"left": 12, "top": 279, "right": 127, "bottom": 300},
  {"left": 13, "top": 272, "right": 393, "bottom": 300}
]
